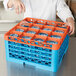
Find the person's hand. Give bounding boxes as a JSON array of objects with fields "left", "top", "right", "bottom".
[
  {"left": 7, "top": 0, "right": 13, "bottom": 8},
  {"left": 66, "top": 17, "right": 75, "bottom": 35},
  {"left": 8, "top": 0, "right": 25, "bottom": 14}
]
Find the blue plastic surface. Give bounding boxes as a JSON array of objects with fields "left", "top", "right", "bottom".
[
  {"left": 57, "top": 26, "right": 66, "bottom": 29},
  {"left": 27, "top": 31, "right": 36, "bottom": 34},
  {"left": 43, "top": 28, "right": 52, "bottom": 31},
  {"left": 47, "top": 25, "right": 55, "bottom": 27},
  {"left": 51, "top": 35, "right": 61, "bottom": 39},
  {"left": 22, "top": 36, "right": 31, "bottom": 39},
  {"left": 21, "top": 25, "right": 29, "bottom": 27},
  {"left": 28, "top": 21, "right": 33, "bottom": 23},
  {"left": 38, "top": 33, "right": 48, "bottom": 36},
  {"left": 32, "top": 26, "right": 40, "bottom": 29},
  {"left": 5, "top": 35, "right": 69, "bottom": 72},
  {"left": 16, "top": 29, "right": 24, "bottom": 32},
  {"left": 10, "top": 34, "right": 18, "bottom": 37},
  {"left": 37, "top": 23, "right": 44, "bottom": 25},
  {"left": 46, "top": 40, "right": 58, "bottom": 44},
  {"left": 34, "top": 38, "right": 44, "bottom": 42},
  {"left": 54, "top": 30, "right": 64, "bottom": 33}
]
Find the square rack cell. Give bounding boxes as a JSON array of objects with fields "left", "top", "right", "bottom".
[
  {"left": 4, "top": 17, "right": 70, "bottom": 72},
  {"left": 32, "top": 35, "right": 47, "bottom": 44},
  {"left": 8, "top": 31, "right": 22, "bottom": 41},
  {"left": 53, "top": 27, "right": 67, "bottom": 34},
  {"left": 26, "top": 28, "right": 39, "bottom": 34},
  {"left": 46, "top": 20, "right": 57, "bottom": 27},
  {"left": 31, "top": 24, "right": 43, "bottom": 29},
  {"left": 36, "top": 19, "right": 47, "bottom": 25},
  {"left": 42, "top": 25, "right": 54, "bottom": 31},
  {"left": 20, "top": 33, "right": 34, "bottom": 42},
  {"left": 38, "top": 30, "right": 51, "bottom": 36},
  {"left": 49, "top": 32, "right": 63, "bottom": 39},
  {"left": 14, "top": 26, "right": 28, "bottom": 32},
  {"left": 20, "top": 23, "right": 32, "bottom": 28}
]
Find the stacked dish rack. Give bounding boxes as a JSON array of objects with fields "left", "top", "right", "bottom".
[{"left": 4, "top": 18, "right": 70, "bottom": 72}]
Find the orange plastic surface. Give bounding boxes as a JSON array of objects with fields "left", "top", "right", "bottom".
[{"left": 4, "top": 17, "right": 70, "bottom": 50}]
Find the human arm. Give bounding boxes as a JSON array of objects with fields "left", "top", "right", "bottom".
[
  {"left": 57, "top": 0, "right": 75, "bottom": 35},
  {"left": 3, "top": 0, "right": 25, "bottom": 14}
]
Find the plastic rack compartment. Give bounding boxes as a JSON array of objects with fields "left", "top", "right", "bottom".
[{"left": 4, "top": 17, "right": 70, "bottom": 72}]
